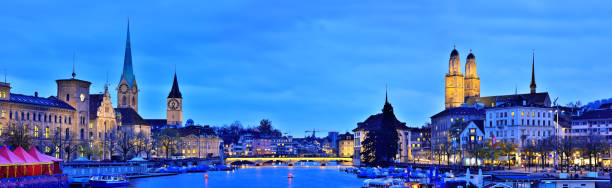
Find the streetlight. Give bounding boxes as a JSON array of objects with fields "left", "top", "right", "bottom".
[{"left": 553, "top": 108, "right": 564, "bottom": 171}]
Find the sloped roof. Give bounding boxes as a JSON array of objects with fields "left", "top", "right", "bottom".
[
  {"left": 431, "top": 107, "right": 485, "bottom": 119},
  {"left": 0, "top": 146, "right": 25, "bottom": 163},
  {"left": 465, "top": 92, "right": 551, "bottom": 108},
  {"left": 574, "top": 109, "right": 612, "bottom": 120},
  {"left": 115, "top": 108, "right": 149, "bottom": 126},
  {"left": 4, "top": 93, "right": 75, "bottom": 110},
  {"left": 168, "top": 73, "right": 182, "bottom": 98},
  {"left": 89, "top": 94, "right": 104, "bottom": 119},
  {"left": 120, "top": 20, "right": 136, "bottom": 88},
  {"left": 27, "top": 146, "right": 52, "bottom": 163},
  {"left": 353, "top": 113, "right": 409, "bottom": 132},
  {"left": 469, "top": 120, "right": 485, "bottom": 133},
  {"left": 12, "top": 146, "right": 38, "bottom": 163}
]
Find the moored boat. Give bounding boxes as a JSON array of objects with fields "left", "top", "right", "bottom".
[{"left": 89, "top": 174, "right": 129, "bottom": 187}]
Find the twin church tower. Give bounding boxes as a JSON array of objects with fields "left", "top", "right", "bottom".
[
  {"left": 445, "top": 46, "right": 481, "bottom": 108},
  {"left": 116, "top": 20, "right": 183, "bottom": 126}
]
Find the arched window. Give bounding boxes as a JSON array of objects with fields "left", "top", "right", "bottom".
[
  {"left": 65, "top": 128, "right": 70, "bottom": 140},
  {"left": 80, "top": 129, "right": 84, "bottom": 140},
  {"left": 58, "top": 116, "right": 62, "bottom": 124},
  {"left": 122, "top": 96, "right": 127, "bottom": 105},
  {"left": 66, "top": 94, "right": 70, "bottom": 101},
  {"left": 45, "top": 126, "right": 49, "bottom": 138},
  {"left": 132, "top": 96, "right": 135, "bottom": 106}
]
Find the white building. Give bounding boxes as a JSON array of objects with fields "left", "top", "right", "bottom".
[{"left": 484, "top": 102, "right": 554, "bottom": 147}]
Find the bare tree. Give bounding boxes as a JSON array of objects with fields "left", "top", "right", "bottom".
[
  {"left": 115, "top": 130, "right": 136, "bottom": 161},
  {"left": 3, "top": 124, "right": 33, "bottom": 149}
]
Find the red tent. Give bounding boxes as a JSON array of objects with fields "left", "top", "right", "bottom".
[
  {"left": 27, "top": 146, "right": 54, "bottom": 175},
  {"left": 13, "top": 146, "right": 42, "bottom": 176},
  {"left": 0, "top": 154, "right": 10, "bottom": 179},
  {"left": 30, "top": 147, "right": 63, "bottom": 174},
  {"left": 0, "top": 146, "right": 25, "bottom": 177}
]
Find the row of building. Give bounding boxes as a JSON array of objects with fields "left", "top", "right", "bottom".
[
  {"left": 0, "top": 21, "right": 221, "bottom": 161},
  {"left": 349, "top": 46, "right": 612, "bottom": 167},
  {"left": 221, "top": 132, "right": 356, "bottom": 158}
]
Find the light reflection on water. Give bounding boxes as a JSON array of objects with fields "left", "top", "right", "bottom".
[{"left": 128, "top": 166, "right": 362, "bottom": 188}]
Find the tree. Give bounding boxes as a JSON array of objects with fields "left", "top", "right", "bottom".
[
  {"left": 136, "top": 132, "right": 154, "bottom": 159},
  {"left": 154, "top": 128, "right": 180, "bottom": 159},
  {"left": 115, "top": 130, "right": 136, "bottom": 161},
  {"left": 499, "top": 141, "right": 517, "bottom": 169},
  {"left": 581, "top": 134, "right": 606, "bottom": 171},
  {"left": 63, "top": 134, "right": 80, "bottom": 161},
  {"left": 361, "top": 130, "right": 377, "bottom": 166},
  {"left": 360, "top": 101, "right": 399, "bottom": 167},
  {"left": 258, "top": 119, "right": 272, "bottom": 135},
  {"left": 3, "top": 124, "right": 33, "bottom": 149},
  {"left": 558, "top": 136, "right": 576, "bottom": 172}
]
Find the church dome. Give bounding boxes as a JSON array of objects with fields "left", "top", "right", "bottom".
[
  {"left": 467, "top": 53, "right": 475, "bottom": 59},
  {"left": 450, "top": 49, "right": 459, "bottom": 57}
]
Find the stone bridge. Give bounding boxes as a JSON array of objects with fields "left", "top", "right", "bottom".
[{"left": 225, "top": 157, "right": 352, "bottom": 166}]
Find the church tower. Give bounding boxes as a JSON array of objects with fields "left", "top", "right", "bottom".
[
  {"left": 167, "top": 73, "right": 183, "bottom": 126},
  {"left": 530, "top": 51, "right": 537, "bottom": 94},
  {"left": 117, "top": 19, "right": 139, "bottom": 112},
  {"left": 464, "top": 50, "right": 480, "bottom": 98},
  {"left": 445, "top": 46, "right": 465, "bottom": 108}
]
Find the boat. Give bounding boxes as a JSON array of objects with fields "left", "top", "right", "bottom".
[
  {"left": 362, "top": 178, "right": 407, "bottom": 188},
  {"left": 89, "top": 174, "right": 129, "bottom": 187}
]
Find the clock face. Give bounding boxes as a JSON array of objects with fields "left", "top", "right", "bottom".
[
  {"left": 168, "top": 99, "right": 180, "bottom": 110},
  {"left": 80, "top": 93, "right": 85, "bottom": 102},
  {"left": 120, "top": 84, "right": 128, "bottom": 94}
]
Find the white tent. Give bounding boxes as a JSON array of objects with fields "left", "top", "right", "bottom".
[{"left": 128, "top": 157, "right": 147, "bottom": 162}]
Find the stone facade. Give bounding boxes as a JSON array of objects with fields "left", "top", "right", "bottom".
[
  {"left": 445, "top": 48, "right": 480, "bottom": 109},
  {"left": 338, "top": 132, "right": 354, "bottom": 158},
  {"left": 180, "top": 134, "right": 221, "bottom": 158}
]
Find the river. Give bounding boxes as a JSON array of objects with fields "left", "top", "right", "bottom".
[{"left": 129, "top": 166, "right": 363, "bottom": 188}]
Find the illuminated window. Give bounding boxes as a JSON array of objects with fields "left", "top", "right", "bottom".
[
  {"left": 1, "top": 110, "right": 4, "bottom": 118},
  {"left": 45, "top": 127, "right": 49, "bottom": 138},
  {"left": 34, "top": 126, "right": 39, "bottom": 138},
  {"left": 521, "top": 111, "right": 524, "bottom": 116},
  {"left": 511, "top": 112, "right": 515, "bottom": 117},
  {"left": 469, "top": 128, "right": 476, "bottom": 133},
  {"left": 531, "top": 112, "right": 535, "bottom": 117},
  {"left": 0, "top": 126, "right": 2, "bottom": 136},
  {"left": 45, "top": 146, "right": 50, "bottom": 153},
  {"left": 89, "top": 123, "right": 93, "bottom": 129},
  {"left": 470, "top": 136, "right": 475, "bottom": 141}
]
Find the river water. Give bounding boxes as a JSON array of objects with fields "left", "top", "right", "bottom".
[{"left": 129, "top": 166, "right": 363, "bottom": 188}]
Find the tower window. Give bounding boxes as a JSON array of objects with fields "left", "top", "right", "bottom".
[
  {"left": 132, "top": 96, "right": 135, "bottom": 106},
  {"left": 122, "top": 96, "right": 127, "bottom": 105}
]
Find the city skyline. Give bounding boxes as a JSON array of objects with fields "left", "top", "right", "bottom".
[{"left": 1, "top": 1, "right": 611, "bottom": 136}]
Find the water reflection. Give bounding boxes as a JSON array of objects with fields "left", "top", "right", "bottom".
[{"left": 130, "top": 167, "right": 362, "bottom": 188}]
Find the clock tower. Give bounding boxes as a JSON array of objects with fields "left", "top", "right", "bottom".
[
  {"left": 117, "top": 19, "right": 139, "bottom": 112},
  {"left": 167, "top": 73, "right": 183, "bottom": 126}
]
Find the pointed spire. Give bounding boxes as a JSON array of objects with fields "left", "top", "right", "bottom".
[
  {"left": 385, "top": 84, "right": 388, "bottom": 104},
  {"left": 382, "top": 85, "right": 393, "bottom": 113},
  {"left": 530, "top": 50, "right": 537, "bottom": 94},
  {"left": 168, "top": 71, "right": 182, "bottom": 98},
  {"left": 120, "top": 17, "right": 136, "bottom": 88},
  {"left": 72, "top": 51, "right": 76, "bottom": 78},
  {"left": 104, "top": 71, "right": 109, "bottom": 94}
]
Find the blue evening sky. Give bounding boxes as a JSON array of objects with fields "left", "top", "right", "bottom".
[{"left": 1, "top": 1, "right": 611, "bottom": 137}]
